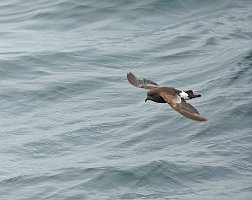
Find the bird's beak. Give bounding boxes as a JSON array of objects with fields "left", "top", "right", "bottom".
[{"left": 145, "top": 98, "right": 149, "bottom": 102}]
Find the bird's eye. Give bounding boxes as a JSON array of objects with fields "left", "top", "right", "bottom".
[{"left": 150, "top": 93, "right": 156, "bottom": 97}]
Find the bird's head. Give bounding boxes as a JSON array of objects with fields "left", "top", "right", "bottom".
[{"left": 145, "top": 90, "right": 166, "bottom": 103}]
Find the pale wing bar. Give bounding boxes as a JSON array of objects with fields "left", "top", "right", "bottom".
[{"left": 161, "top": 93, "right": 206, "bottom": 121}]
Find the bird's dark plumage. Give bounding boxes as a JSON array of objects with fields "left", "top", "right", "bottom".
[{"left": 127, "top": 72, "right": 207, "bottom": 122}]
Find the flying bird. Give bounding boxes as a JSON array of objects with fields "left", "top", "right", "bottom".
[{"left": 127, "top": 72, "right": 207, "bottom": 121}]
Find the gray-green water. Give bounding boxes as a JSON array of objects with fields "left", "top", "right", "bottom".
[{"left": 0, "top": 0, "right": 252, "bottom": 199}]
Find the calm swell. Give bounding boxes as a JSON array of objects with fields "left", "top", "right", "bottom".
[{"left": 0, "top": 0, "right": 251, "bottom": 199}]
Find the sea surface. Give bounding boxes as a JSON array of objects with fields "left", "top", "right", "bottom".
[{"left": 0, "top": 0, "right": 252, "bottom": 199}]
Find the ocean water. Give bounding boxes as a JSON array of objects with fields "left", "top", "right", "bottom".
[{"left": 0, "top": 0, "right": 252, "bottom": 199}]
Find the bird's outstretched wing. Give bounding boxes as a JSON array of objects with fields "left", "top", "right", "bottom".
[
  {"left": 127, "top": 72, "right": 160, "bottom": 89},
  {"left": 160, "top": 92, "right": 207, "bottom": 121}
]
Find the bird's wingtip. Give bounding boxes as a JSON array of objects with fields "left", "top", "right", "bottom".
[
  {"left": 127, "top": 72, "right": 133, "bottom": 78},
  {"left": 195, "top": 114, "right": 207, "bottom": 122},
  {"left": 127, "top": 72, "right": 139, "bottom": 87}
]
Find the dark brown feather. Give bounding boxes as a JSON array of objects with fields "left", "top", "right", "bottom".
[
  {"left": 160, "top": 92, "right": 207, "bottom": 121},
  {"left": 127, "top": 72, "right": 159, "bottom": 89},
  {"left": 127, "top": 72, "right": 207, "bottom": 122}
]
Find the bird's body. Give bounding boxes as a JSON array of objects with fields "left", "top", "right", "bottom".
[{"left": 127, "top": 72, "right": 207, "bottom": 122}]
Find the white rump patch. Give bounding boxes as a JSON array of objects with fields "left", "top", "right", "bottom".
[{"left": 180, "top": 91, "right": 189, "bottom": 100}]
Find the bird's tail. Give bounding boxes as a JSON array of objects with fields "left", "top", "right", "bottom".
[{"left": 185, "top": 90, "right": 201, "bottom": 99}]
